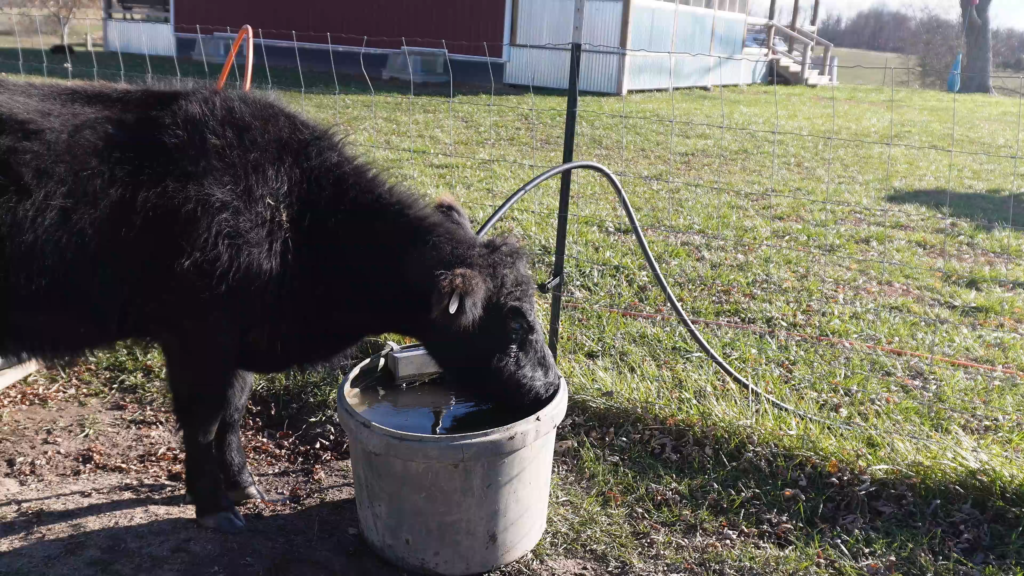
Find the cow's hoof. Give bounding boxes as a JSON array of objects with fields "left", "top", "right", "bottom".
[
  {"left": 197, "top": 509, "right": 246, "bottom": 533},
  {"left": 227, "top": 484, "right": 266, "bottom": 503},
  {"left": 186, "top": 483, "right": 266, "bottom": 505}
]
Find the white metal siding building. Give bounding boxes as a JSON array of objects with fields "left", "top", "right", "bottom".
[
  {"left": 504, "top": 0, "right": 768, "bottom": 94},
  {"left": 102, "top": 0, "right": 175, "bottom": 57},
  {"left": 98, "top": 0, "right": 769, "bottom": 94},
  {"left": 103, "top": 19, "right": 176, "bottom": 57}
]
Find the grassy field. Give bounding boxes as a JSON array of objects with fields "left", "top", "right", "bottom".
[
  {"left": 831, "top": 47, "right": 917, "bottom": 87},
  {"left": 832, "top": 46, "right": 1024, "bottom": 95},
  {"left": 4, "top": 35, "right": 1024, "bottom": 574}
]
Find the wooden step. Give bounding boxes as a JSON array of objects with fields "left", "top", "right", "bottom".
[
  {"left": 773, "top": 57, "right": 835, "bottom": 87},
  {"left": 806, "top": 74, "right": 832, "bottom": 86}
]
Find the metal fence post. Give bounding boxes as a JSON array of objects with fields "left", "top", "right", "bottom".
[{"left": 547, "top": 0, "right": 586, "bottom": 361}]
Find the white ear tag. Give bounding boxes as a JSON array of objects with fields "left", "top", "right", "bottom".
[{"left": 449, "top": 292, "right": 461, "bottom": 315}]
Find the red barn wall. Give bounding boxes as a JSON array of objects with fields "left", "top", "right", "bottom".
[{"left": 174, "top": 0, "right": 508, "bottom": 57}]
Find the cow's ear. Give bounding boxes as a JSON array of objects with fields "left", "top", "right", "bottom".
[
  {"left": 434, "top": 196, "right": 474, "bottom": 234},
  {"left": 433, "top": 268, "right": 486, "bottom": 329}
]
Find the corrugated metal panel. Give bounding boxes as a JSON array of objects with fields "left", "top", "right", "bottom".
[
  {"left": 625, "top": 54, "right": 670, "bottom": 91},
  {"left": 505, "top": 0, "right": 622, "bottom": 94},
  {"left": 626, "top": 53, "right": 717, "bottom": 90},
  {"left": 513, "top": 0, "right": 574, "bottom": 46},
  {"left": 627, "top": 1, "right": 710, "bottom": 90},
  {"left": 513, "top": 0, "right": 621, "bottom": 49},
  {"left": 505, "top": 0, "right": 755, "bottom": 93},
  {"left": 504, "top": 0, "right": 569, "bottom": 90},
  {"left": 711, "top": 11, "right": 746, "bottom": 56},
  {"left": 704, "top": 10, "right": 748, "bottom": 86},
  {"left": 506, "top": 46, "right": 569, "bottom": 89},
  {"left": 694, "top": 53, "right": 769, "bottom": 88},
  {"left": 174, "top": 0, "right": 507, "bottom": 58},
  {"left": 104, "top": 20, "right": 176, "bottom": 57},
  {"left": 583, "top": 0, "right": 624, "bottom": 52},
  {"left": 708, "top": 56, "right": 742, "bottom": 85},
  {"left": 625, "top": 1, "right": 716, "bottom": 54},
  {"left": 626, "top": 0, "right": 761, "bottom": 91},
  {"left": 506, "top": 48, "right": 624, "bottom": 93},
  {"left": 579, "top": 51, "right": 622, "bottom": 93},
  {"left": 671, "top": 5, "right": 715, "bottom": 55},
  {"left": 628, "top": 0, "right": 675, "bottom": 52}
]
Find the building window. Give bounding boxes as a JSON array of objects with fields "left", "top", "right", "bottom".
[
  {"left": 104, "top": 0, "right": 170, "bottom": 23},
  {"left": 668, "top": 0, "right": 747, "bottom": 13}
]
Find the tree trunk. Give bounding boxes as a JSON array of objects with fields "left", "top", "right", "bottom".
[{"left": 961, "top": 0, "right": 994, "bottom": 94}]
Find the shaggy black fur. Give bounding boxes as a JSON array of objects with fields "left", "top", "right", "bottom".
[{"left": 0, "top": 79, "right": 560, "bottom": 531}]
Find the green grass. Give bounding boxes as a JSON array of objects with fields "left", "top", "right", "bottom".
[
  {"left": 831, "top": 47, "right": 917, "bottom": 87},
  {"left": 5, "top": 43, "right": 1024, "bottom": 572},
  {"left": 832, "top": 46, "right": 1023, "bottom": 95}
]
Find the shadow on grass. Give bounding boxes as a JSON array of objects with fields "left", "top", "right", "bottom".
[
  {"left": 558, "top": 398, "right": 1024, "bottom": 571},
  {"left": 887, "top": 188, "right": 1024, "bottom": 231}
]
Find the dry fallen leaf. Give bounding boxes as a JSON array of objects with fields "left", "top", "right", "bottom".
[{"left": 783, "top": 489, "right": 805, "bottom": 501}]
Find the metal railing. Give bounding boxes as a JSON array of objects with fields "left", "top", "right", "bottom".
[{"left": 762, "top": 20, "right": 834, "bottom": 85}]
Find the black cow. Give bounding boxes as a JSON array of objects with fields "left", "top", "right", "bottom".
[
  {"left": 48, "top": 44, "right": 76, "bottom": 57},
  {"left": 0, "top": 79, "right": 560, "bottom": 531}
]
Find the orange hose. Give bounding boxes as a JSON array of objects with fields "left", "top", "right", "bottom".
[
  {"left": 215, "top": 25, "right": 254, "bottom": 92},
  {"left": 563, "top": 302, "right": 1024, "bottom": 378}
]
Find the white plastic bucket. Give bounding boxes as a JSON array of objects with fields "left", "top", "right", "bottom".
[{"left": 337, "top": 350, "right": 568, "bottom": 576}]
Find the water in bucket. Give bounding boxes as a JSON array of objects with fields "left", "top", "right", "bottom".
[{"left": 346, "top": 373, "right": 519, "bottom": 435}]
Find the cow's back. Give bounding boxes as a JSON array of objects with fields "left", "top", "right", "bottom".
[{"left": 0, "top": 80, "right": 324, "bottom": 358}]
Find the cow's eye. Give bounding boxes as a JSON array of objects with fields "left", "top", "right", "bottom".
[
  {"left": 510, "top": 320, "right": 526, "bottom": 339},
  {"left": 507, "top": 306, "right": 530, "bottom": 341}
]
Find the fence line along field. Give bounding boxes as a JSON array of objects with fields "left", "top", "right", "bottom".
[
  {"left": 2, "top": 16, "right": 1024, "bottom": 574},
  {"left": 831, "top": 46, "right": 1024, "bottom": 95}
]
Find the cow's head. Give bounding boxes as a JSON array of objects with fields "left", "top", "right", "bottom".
[{"left": 418, "top": 197, "right": 560, "bottom": 416}]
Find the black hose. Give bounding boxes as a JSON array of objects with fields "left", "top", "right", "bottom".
[{"left": 478, "top": 161, "right": 854, "bottom": 430}]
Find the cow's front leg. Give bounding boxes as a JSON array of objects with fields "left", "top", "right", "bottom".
[
  {"left": 216, "top": 370, "right": 266, "bottom": 503},
  {"left": 163, "top": 333, "right": 245, "bottom": 533}
]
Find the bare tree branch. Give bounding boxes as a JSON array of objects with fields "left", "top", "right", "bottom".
[{"left": 17, "top": 0, "right": 94, "bottom": 47}]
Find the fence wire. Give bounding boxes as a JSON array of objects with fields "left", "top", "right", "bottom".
[{"left": 2, "top": 12, "right": 1024, "bottom": 483}]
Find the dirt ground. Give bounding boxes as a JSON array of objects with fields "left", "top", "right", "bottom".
[
  {"left": 0, "top": 379, "right": 406, "bottom": 576},
  {"left": 0, "top": 374, "right": 592, "bottom": 576}
]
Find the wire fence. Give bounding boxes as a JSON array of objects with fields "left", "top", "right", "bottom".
[{"left": 2, "top": 12, "right": 1024, "bottom": 486}]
